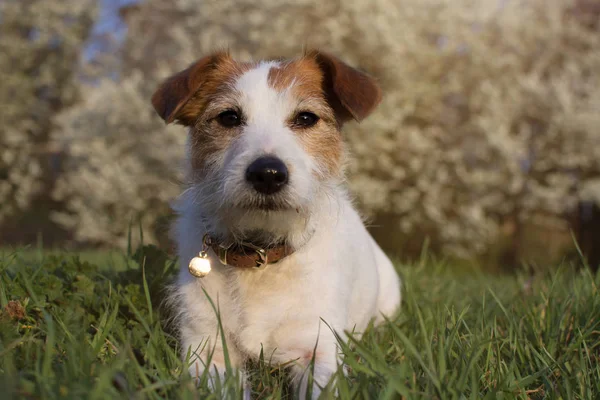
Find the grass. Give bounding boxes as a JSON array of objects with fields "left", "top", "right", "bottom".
[{"left": 0, "top": 245, "right": 599, "bottom": 399}]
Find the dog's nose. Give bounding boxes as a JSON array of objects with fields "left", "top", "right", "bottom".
[{"left": 245, "top": 156, "right": 289, "bottom": 194}]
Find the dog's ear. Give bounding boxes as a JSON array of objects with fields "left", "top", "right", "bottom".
[
  {"left": 151, "top": 52, "right": 229, "bottom": 125},
  {"left": 308, "top": 50, "right": 382, "bottom": 124}
]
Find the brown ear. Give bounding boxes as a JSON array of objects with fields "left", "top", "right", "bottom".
[
  {"left": 309, "top": 50, "right": 382, "bottom": 123},
  {"left": 151, "top": 52, "right": 228, "bottom": 125}
]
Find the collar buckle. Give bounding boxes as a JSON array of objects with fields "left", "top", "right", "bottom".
[
  {"left": 241, "top": 241, "right": 269, "bottom": 269},
  {"left": 216, "top": 241, "right": 269, "bottom": 269}
]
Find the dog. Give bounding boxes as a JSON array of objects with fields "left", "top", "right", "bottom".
[{"left": 151, "top": 49, "right": 401, "bottom": 398}]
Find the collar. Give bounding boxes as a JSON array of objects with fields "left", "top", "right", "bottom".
[{"left": 205, "top": 234, "right": 295, "bottom": 269}]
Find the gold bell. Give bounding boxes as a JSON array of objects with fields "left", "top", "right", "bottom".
[
  {"left": 188, "top": 252, "right": 211, "bottom": 277},
  {"left": 188, "top": 234, "right": 212, "bottom": 278}
]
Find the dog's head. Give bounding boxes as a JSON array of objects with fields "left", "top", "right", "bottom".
[{"left": 152, "top": 50, "right": 381, "bottom": 246}]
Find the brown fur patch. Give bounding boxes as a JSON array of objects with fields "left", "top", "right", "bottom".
[
  {"left": 153, "top": 54, "right": 255, "bottom": 175},
  {"left": 295, "top": 123, "right": 344, "bottom": 179},
  {"left": 152, "top": 52, "right": 225, "bottom": 125},
  {"left": 267, "top": 58, "right": 324, "bottom": 100},
  {"left": 307, "top": 50, "right": 382, "bottom": 123},
  {"left": 189, "top": 58, "right": 255, "bottom": 175},
  {"left": 268, "top": 58, "right": 344, "bottom": 178},
  {"left": 152, "top": 51, "right": 258, "bottom": 125}
]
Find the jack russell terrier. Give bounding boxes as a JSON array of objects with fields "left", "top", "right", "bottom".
[{"left": 152, "top": 49, "right": 401, "bottom": 398}]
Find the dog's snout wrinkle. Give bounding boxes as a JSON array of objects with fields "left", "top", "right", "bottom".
[{"left": 245, "top": 156, "right": 289, "bottom": 195}]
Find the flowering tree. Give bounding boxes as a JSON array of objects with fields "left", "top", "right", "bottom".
[
  {"left": 0, "top": 0, "right": 96, "bottom": 226},
  {"left": 55, "top": 0, "right": 600, "bottom": 262},
  {"left": 52, "top": 74, "right": 185, "bottom": 247}
]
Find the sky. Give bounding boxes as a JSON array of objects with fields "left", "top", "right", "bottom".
[{"left": 85, "top": 0, "right": 139, "bottom": 61}]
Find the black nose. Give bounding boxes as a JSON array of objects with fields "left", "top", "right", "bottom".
[{"left": 245, "top": 156, "right": 289, "bottom": 194}]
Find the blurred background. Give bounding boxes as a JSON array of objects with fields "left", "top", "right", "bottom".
[{"left": 1, "top": 0, "right": 599, "bottom": 271}]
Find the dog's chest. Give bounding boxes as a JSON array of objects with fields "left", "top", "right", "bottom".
[{"left": 228, "top": 257, "right": 337, "bottom": 356}]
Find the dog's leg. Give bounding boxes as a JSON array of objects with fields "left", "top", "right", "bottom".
[
  {"left": 181, "top": 321, "right": 243, "bottom": 391},
  {"left": 290, "top": 342, "right": 338, "bottom": 400},
  {"left": 268, "top": 322, "right": 340, "bottom": 400},
  {"left": 177, "top": 279, "right": 243, "bottom": 391}
]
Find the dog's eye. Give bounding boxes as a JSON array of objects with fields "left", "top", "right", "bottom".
[
  {"left": 216, "top": 110, "right": 241, "bottom": 127},
  {"left": 293, "top": 112, "right": 319, "bottom": 128}
]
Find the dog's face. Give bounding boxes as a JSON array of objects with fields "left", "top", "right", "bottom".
[{"left": 152, "top": 50, "right": 381, "bottom": 245}]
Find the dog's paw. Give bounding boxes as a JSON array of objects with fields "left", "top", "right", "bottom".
[
  {"left": 188, "top": 361, "right": 226, "bottom": 390},
  {"left": 294, "top": 360, "right": 338, "bottom": 400},
  {"left": 189, "top": 362, "right": 249, "bottom": 397}
]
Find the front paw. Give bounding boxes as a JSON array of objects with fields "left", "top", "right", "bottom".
[
  {"left": 293, "top": 357, "right": 339, "bottom": 400},
  {"left": 188, "top": 360, "right": 226, "bottom": 390},
  {"left": 188, "top": 360, "right": 248, "bottom": 397}
]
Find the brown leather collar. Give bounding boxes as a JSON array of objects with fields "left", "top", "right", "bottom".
[{"left": 207, "top": 236, "right": 294, "bottom": 269}]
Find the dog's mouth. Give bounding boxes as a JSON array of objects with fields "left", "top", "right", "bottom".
[{"left": 238, "top": 195, "right": 295, "bottom": 212}]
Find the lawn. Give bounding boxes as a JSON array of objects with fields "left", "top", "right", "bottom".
[{"left": 1, "top": 245, "right": 599, "bottom": 399}]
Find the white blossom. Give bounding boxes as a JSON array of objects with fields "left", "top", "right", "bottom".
[{"left": 55, "top": 0, "right": 600, "bottom": 258}]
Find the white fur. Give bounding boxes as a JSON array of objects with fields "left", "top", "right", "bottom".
[{"left": 170, "top": 63, "right": 401, "bottom": 399}]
